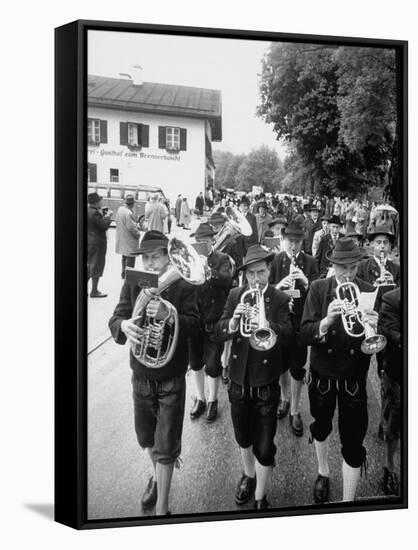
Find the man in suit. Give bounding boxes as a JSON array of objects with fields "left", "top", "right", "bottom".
[
  {"left": 301, "top": 238, "right": 378, "bottom": 503},
  {"left": 379, "top": 287, "right": 402, "bottom": 496},
  {"left": 87, "top": 192, "right": 112, "bottom": 297},
  {"left": 108, "top": 231, "right": 199, "bottom": 516},
  {"left": 312, "top": 215, "right": 330, "bottom": 258},
  {"left": 269, "top": 221, "right": 319, "bottom": 436},
  {"left": 357, "top": 225, "right": 400, "bottom": 289},
  {"left": 314, "top": 215, "right": 344, "bottom": 277},
  {"left": 216, "top": 245, "right": 292, "bottom": 509},
  {"left": 239, "top": 196, "right": 258, "bottom": 254},
  {"left": 188, "top": 223, "right": 233, "bottom": 423},
  {"left": 255, "top": 201, "right": 273, "bottom": 244},
  {"left": 115, "top": 194, "right": 141, "bottom": 279},
  {"left": 303, "top": 205, "right": 322, "bottom": 256}
]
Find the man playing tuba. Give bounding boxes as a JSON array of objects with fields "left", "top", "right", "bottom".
[
  {"left": 108, "top": 230, "right": 200, "bottom": 516},
  {"left": 300, "top": 238, "right": 378, "bottom": 504},
  {"left": 215, "top": 245, "right": 292, "bottom": 510}
]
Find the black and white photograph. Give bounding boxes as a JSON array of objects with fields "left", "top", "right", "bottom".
[{"left": 81, "top": 24, "right": 406, "bottom": 525}]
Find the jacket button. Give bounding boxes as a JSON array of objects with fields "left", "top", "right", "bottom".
[
  {"left": 237, "top": 338, "right": 241, "bottom": 343},
  {"left": 262, "top": 359, "right": 268, "bottom": 364},
  {"left": 350, "top": 349, "right": 355, "bottom": 355},
  {"left": 266, "top": 297, "right": 270, "bottom": 303},
  {"left": 232, "top": 354, "right": 237, "bottom": 359},
  {"left": 223, "top": 329, "right": 227, "bottom": 333},
  {"left": 327, "top": 349, "right": 333, "bottom": 354},
  {"left": 211, "top": 299, "right": 215, "bottom": 304},
  {"left": 331, "top": 330, "right": 336, "bottom": 336}
]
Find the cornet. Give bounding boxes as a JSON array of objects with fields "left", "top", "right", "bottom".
[
  {"left": 239, "top": 283, "right": 277, "bottom": 351},
  {"left": 336, "top": 279, "right": 387, "bottom": 355}
]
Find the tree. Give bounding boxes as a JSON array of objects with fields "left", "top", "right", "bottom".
[
  {"left": 213, "top": 150, "right": 245, "bottom": 190},
  {"left": 257, "top": 43, "right": 400, "bottom": 205},
  {"left": 235, "top": 145, "right": 284, "bottom": 193}
]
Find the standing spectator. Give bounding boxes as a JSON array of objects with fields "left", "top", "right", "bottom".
[
  {"left": 145, "top": 193, "right": 167, "bottom": 233},
  {"left": 87, "top": 192, "right": 112, "bottom": 298},
  {"left": 303, "top": 206, "right": 322, "bottom": 256},
  {"left": 195, "top": 192, "right": 205, "bottom": 218},
  {"left": 312, "top": 215, "right": 330, "bottom": 257},
  {"left": 354, "top": 202, "right": 369, "bottom": 239},
  {"left": 175, "top": 194, "right": 182, "bottom": 226},
  {"left": 180, "top": 197, "right": 191, "bottom": 229},
  {"left": 255, "top": 201, "right": 272, "bottom": 243},
  {"left": 115, "top": 194, "right": 141, "bottom": 279},
  {"left": 163, "top": 197, "right": 172, "bottom": 234}
]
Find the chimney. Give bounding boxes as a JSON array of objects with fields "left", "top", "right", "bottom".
[{"left": 131, "top": 65, "right": 143, "bottom": 86}]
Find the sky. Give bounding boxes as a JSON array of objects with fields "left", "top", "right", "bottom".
[{"left": 88, "top": 30, "right": 288, "bottom": 159}]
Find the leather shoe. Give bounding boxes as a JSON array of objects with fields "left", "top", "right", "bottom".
[
  {"left": 289, "top": 413, "right": 304, "bottom": 436},
  {"left": 235, "top": 473, "right": 256, "bottom": 505},
  {"left": 382, "top": 467, "right": 399, "bottom": 496},
  {"left": 190, "top": 399, "right": 206, "bottom": 419},
  {"left": 277, "top": 399, "right": 290, "bottom": 419},
  {"left": 254, "top": 495, "right": 269, "bottom": 510},
  {"left": 90, "top": 291, "right": 107, "bottom": 298},
  {"left": 313, "top": 474, "right": 329, "bottom": 504},
  {"left": 141, "top": 476, "right": 157, "bottom": 510},
  {"left": 206, "top": 400, "right": 218, "bottom": 423}
]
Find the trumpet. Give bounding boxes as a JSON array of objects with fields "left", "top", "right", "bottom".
[
  {"left": 239, "top": 283, "right": 277, "bottom": 351},
  {"left": 374, "top": 251, "right": 395, "bottom": 287},
  {"left": 336, "top": 280, "right": 387, "bottom": 355},
  {"left": 131, "top": 237, "right": 206, "bottom": 368}
]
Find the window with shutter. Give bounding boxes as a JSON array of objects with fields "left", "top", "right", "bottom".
[
  {"left": 166, "top": 127, "right": 180, "bottom": 151},
  {"left": 110, "top": 168, "right": 119, "bottom": 183},
  {"left": 88, "top": 119, "right": 100, "bottom": 145},
  {"left": 127, "top": 123, "right": 139, "bottom": 146}
]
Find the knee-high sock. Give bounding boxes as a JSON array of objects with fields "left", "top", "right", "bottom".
[
  {"left": 254, "top": 459, "right": 272, "bottom": 501},
  {"left": 290, "top": 377, "right": 303, "bottom": 415},
  {"left": 155, "top": 462, "right": 175, "bottom": 515},
  {"left": 146, "top": 448, "right": 157, "bottom": 475},
  {"left": 342, "top": 460, "right": 361, "bottom": 501},
  {"left": 207, "top": 375, "right": 220, "bottom": 402},
  {"left": 240, "top": 446, "right": 255, "bottom": 478},
  {"left": 279, "top": 371, "right": 290, "bottom": 401},
  {"left": 314, "top": 437, "right": 330, "bottom": 477},
  {"left": 193, "top": 369, "right": 205, "bottom": 401}
]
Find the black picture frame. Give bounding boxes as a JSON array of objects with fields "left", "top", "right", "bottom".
[{"left": 55, "top": 19, "right": 408, "bottom": 530}]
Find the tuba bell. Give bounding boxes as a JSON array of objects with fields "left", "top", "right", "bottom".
[
  {"left": 336, "top": 279, "right": 387, "bottom": 355},
  {"left": 239, "top": 283, "right": 277, "bottom": 351},
  {"left": 131, "top": 237, "right": 206, "bottom": 368},
  {"left": 212, "top": 205, "right": 253, "bottom": 252}
]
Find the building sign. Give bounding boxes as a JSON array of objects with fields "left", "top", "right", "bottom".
[{"left": 88, "top": 147, "right": 181, "bottom": 161}]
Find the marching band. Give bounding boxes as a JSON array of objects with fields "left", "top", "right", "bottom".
[{"left": 103, "top": 191, "right": 402, "bottom": 516}]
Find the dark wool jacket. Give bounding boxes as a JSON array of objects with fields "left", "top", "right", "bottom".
[
  {"left": 357, "top": 256, "right": 400, "bottom": 287},
  {"left": 303, "top": 217, "right": 322, "bottom": 256},
  {"left": 269, "top": 251, "right": 319, "bottom": 331},
  {"left": 197, "top": 249, "right": 233, "bottom": 325},
  {"left": 215, "top": 284, "right": 292, "bottom": 387},
  {"left": 87, "top": 205, "right": 112, "bottom": 245},
  {"left": 109, "top": 278, "right": 199, "bottom": 381},
  {"left": 300, "top": 276, "right": 376, "bottom": 379},
  {"left": 314, "top": 233, "right": 344, "bottom": 277},
  {"left": 379, "top": 287, "right": 402, "bottom": 384}
]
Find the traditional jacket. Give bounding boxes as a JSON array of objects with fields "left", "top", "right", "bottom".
[
  {"left": 215, "top": 284, "right": 292, "bottom": 387},
  {"left": 109, "top": 278, "right": 199, "bottom": 381},
  {"left": 300, "top": 276, "right": 376, "bottom": 379},
  {"left": 303, "top": 217, "right": 322, "bottom": 255},
  {"left": 379, "top": 287, "right": 402, "bottom": 384},
  {"left": 196, "top": 249, "right": 233, "bottom": 325},
  {"left": 269, "top": 251, "right": 319, "bottom": 331},
  {"left": 357, "top": 256, "right": 400, "bottom": 288}
]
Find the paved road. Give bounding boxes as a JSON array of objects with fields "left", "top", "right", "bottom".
[{"left": 87, "top": 216, "right": 400, "bottom": 520}]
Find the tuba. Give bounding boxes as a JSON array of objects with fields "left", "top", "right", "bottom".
[
  {"left": 239, "top": 283, "right": 277, "bottom": 351},
  {"left": 131, "top": 237, "right": 206, "bottom": 368},
  {"left": 374, "top": 251, "right": 395, "bottom": 287},
  {"left": 212, "top": 205, "right": 253, "bottom": 252},
  {"left": 336, "top": 280, "right": 387, "bottom": 355}
]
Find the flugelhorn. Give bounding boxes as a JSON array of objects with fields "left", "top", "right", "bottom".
[
  {"left": 239, "top": 283, "right": 277, "bottom": 351},
  {"left": 336, "top": 279, "right": 387, "bottom": 354},
  {"left": 131, "top": 237, "right": 206, "bottom": 368}
]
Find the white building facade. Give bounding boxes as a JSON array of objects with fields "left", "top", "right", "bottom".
[{"left": 87, "top": 75, "right": 221, "bottom": 204}]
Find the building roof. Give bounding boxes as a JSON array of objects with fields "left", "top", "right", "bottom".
[{"left": 88, "top": 75, "right": 222, "bottom": 141}]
